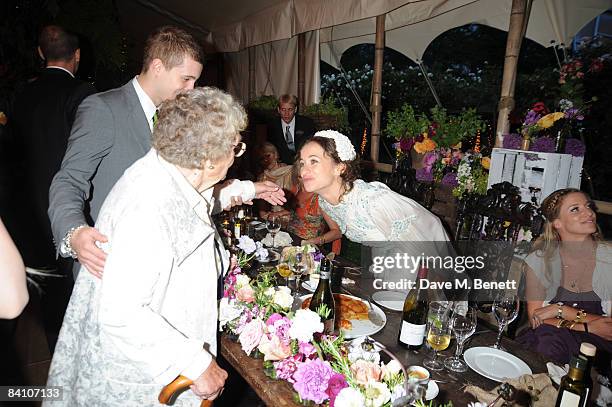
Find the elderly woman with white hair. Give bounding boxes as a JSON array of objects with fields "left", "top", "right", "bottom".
[{"left": 45, "top": 87, "right": 284, "bottom": 406}]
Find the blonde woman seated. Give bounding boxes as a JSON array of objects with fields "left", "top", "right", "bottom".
[
  {"left": 517, "top": 188, "right": 612, "bottom": 366},
  {"left": 45, "top": 88, "right": 285, "bottom": 406},
  {"left": 257, "top": 142, "right": 293, "bottom": 220}
]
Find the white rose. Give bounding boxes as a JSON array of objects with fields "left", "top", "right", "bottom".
[
  {"left": 235, "top": 274, "right": 250, "bottom": 288},
  {"left": 264, "top": 287, "right": 275, "bottom": 297},
  {"left": 273, "top": 287, "right": 294, "bottom": 309},
  {"left": 289, "top": 309, "right": 324, "bottom": 342},
  {"left": 364, "top": 382, "right": 391, "bottom": 407},
  {"left": 218, "top": 297, "right": 243, "bottom": 331},
  {"left": 334, "top": 387, "right": 366, "bottom": 407}
]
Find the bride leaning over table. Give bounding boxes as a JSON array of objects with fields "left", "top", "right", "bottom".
[
  {"left": 44, "top": 87, "right": 285, "bottom": 406},
  {"left": 517, "top": 188, "right": 612, "bottom": 370}
]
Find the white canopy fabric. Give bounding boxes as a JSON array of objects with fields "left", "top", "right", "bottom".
[{"left": 320, "top": 0, "right": 612, "bottom": 67}]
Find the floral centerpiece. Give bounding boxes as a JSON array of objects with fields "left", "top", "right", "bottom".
[
  {"left": 452, "top": 152, "right": 490, "bottom": 198},
  {"left": 220, "top": 261, "right": 424, "bottom": 406}
]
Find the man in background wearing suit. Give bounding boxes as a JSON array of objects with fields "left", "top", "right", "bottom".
[
  {"left": 268, "top": 94, "right": 315, "bottom": 164},
  {"left": 11, "top": 25, "right": 95, "bottom": 350}
]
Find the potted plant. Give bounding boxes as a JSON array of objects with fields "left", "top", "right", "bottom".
[{"left": 302, "top": 98, "right": 349, "bottom": 132}]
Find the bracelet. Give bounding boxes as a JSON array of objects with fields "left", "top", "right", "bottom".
[
  {"left": 574, "top": 309, "right": 587, "bottom": 322},
  {"left": 61, "top": 224, "right": 88, "bottom": 259},
  {"left": 568, "top": 321, "right": 577, "bottom": 330},
  {"left": 556, "top": 318, "right": 566, "bottom": 328}
]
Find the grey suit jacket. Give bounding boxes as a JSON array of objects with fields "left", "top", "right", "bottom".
[{"left": 49, "top": 80, "right": 152, "bottom": 253}]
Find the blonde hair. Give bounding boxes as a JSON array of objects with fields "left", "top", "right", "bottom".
[
  {"left": 142, "top": 26, "right": 203, "bottom": 72},
  {"left": 152, "top": 87, "right": 247, "bottom": 169}
]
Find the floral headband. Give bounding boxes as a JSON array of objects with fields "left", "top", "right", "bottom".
[{"left": 315, "top": 130, "right": 357, "bottom": 162}]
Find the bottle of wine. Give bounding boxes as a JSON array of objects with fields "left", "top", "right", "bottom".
[
  {"left": 555, "top": 356, "right": 588, "bottom": 407},
  {"left": 309, "top": 259, "right": 335, "bottom": 334},
  {"left": 398, "top": 266, "right": 429, "bottom": 349},
  {"left": 233, "top": 215, "right": 243, "bottom": 241},
  {"left": 579, "top": 342, "right": 596, "bottom": 400}
]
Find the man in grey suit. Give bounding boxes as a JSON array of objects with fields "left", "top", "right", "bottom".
[{"left": 49, "top": 26, "right": 284, "bottom": 279}]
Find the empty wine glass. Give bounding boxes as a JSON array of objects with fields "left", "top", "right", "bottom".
[
  {"left": 423, "top": 304, "right": 451, "bottom": 371},
  {"left": 291, "top": 252, "right": 307, "bottom": 300},
  {"left": 444, "top": 304, "right": 477, "bottom": 372},
  {"left": 266, "top": 214, "right": 281, "bottom": 248},
  {"left": 492, "top": 293, "right": 519, "bottom": 350}
]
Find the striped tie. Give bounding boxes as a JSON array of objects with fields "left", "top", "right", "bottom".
[{"left": 152, "top": 110, "right": 159, "bottom": 128}]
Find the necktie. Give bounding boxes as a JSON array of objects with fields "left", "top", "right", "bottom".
[
  {"left": 285, "top": 125, "right": 294, "bottom": 151},
  {"left": 152, "top": 110, "right": 159, "bottom": 128}
]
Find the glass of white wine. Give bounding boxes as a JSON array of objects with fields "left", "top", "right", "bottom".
[
  {"left": 277, "top": 263, "right": 292, "bottom": 286},
  {"left": 444, "top": 304, "right": 477, "bottom": 372},
  {"left": 423, "top": 304, "right": 451, "bottom": 371}
]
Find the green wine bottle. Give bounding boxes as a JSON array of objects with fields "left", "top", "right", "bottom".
[
  {"left": 398, "top": 266, "right": 429, "bottom": 349},
  {"left": 309, "top": 259, "right": 335, "bottom": 334},
  {"left": 555, "top": 356, "right": 588, "bottom": 407}
]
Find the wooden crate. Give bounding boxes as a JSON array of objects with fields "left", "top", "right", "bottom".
[{"left": 488, "top": 148, "right": 583, "bottom": 205}]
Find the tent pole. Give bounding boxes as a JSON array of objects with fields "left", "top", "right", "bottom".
[
  {"left": 298, "top": 33, "right": 306, "bottom": 105},
  {"left": 494, "top": 0, "right": 530, "bottom": 147},
  {"left": 370, "top": 14, "right": 385, "bottom": 164}
]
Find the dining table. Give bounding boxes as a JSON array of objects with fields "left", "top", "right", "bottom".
[{"left": 217, "top": 228, "right": 550, "bottom": 406}]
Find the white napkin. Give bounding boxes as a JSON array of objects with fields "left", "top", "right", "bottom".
[
  {"left": 546, "top": 362, "right": 568, "bottom": 386},
  {"left": 262, "top": 231, "right": 292, "bottom": 248}
]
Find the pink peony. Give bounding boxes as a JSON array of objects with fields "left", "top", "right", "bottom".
[
  {"left": 292, "top": 358, "right": 334, "bottom": 404},
  {"left": 236, "top": 285, "right": 255, "bottom": 303},
  {"left": 238, "top": 318, "right": 265, "bottom": 355},
  {"left": 298, "top": 341, "right": 317, "bottom": 358},
  {"left": 350, "top": 359, "right": 382, "bottom": 385},
  {"left": 258, "top": 333, "right": 292, "bottom": 361},
  {"left": 274, "top": 356, "right": 300, "bottom": 383},
  {"left": 326, "top": 373, "right": 349, "bottom": 407}
]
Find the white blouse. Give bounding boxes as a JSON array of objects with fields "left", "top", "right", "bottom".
[{"left": 45, "top": 149, "right": 255, "bottom": 406}]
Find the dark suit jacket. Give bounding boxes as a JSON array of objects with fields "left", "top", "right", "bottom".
[
  {"left": 11, "top": 68, "right": 95, "bottom": 267},
  {"left": 267, "top": 115, "right": 316, "bottom": 164},
  {"left": 49, "top": 80, "right": 153, "bottom": 258}
]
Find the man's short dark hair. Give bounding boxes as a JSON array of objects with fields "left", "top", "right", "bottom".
[{"left": 39, "top": 25, "right": 79, "bottom": 61}]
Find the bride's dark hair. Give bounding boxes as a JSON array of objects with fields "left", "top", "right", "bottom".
[{"left": 303, "top": 136, "right": 360, "bottom": 200}]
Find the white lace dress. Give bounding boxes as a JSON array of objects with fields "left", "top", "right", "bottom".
[{"left": 319, "top": 180, "right": 449, "bottom": 243}]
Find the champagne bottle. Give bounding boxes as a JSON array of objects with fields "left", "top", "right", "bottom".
[
  {"left": 579, "top": 342, "right": 596, "bottom": 400},
  {"left": 309, "top": 259, "right": 335, "bottom": 334},
  {"left": 398, "top": 266, "right": 429, "bottom": 349},
  {"left": 233, "top": 216, "right": 243, "bottom": 241},
  {"left": 555, "top": 356, "right": 588, "bottom": 407}
]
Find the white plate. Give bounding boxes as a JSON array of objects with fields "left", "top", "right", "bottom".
[
  {"left": 464, "top": 347, "right": 532, "bottom": 382},
  {"left": 302, "top": 281, "right": 316, "bottom": 292},
  {"left": 299, "top": 294, "right": 387, "bottom": 339},
  {"left": 425, "top": 380, "right": 439, "bottom": 401},
  {"left": 371, "top": 290, "right": 405, "bottom": 311}
]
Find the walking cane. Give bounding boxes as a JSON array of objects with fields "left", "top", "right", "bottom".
[{"left": 159, "top": 375, "right": 213, "bottom": 407}]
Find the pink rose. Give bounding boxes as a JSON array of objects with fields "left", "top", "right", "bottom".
[
  {"left": 350, "top": 359, "right": 382, "bottom": 385},
  {"left": 258, "top": 334, "right": 292, "bottom": 361},
  {"left": 238, "top": 318, "right": 265, "bottom": 355},
  {"left": 236, "top": 285, "right": 255, "bottom": 303}
]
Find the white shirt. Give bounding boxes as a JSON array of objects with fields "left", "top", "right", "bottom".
[
  {"left": 132, "top": 76, "right": 157, "bottom": 131},
  {"left": 46, "top": 66, "right": 75, "bottom": 78}
]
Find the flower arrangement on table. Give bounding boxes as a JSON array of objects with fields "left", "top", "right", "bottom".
[
  {"left": 219, "top": 250, "right": 434, "bottom": 407},
  {"left": 451, "top": 153, "right": 490, "bottom": 198}
]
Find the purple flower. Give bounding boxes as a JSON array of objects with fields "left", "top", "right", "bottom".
[
  {"left": 298, "top": 341, "right": 317, "bottom": 358},
  {"left": 564, "top": 108, "right": 584, "bottom": 121},
  {"left": 313, "top": 251, "right": 324, "bottom": 262},
  {"left": 274, "top": 356, "right": 300, "bottom": 383},
  {"left": 523, "top": 110, "right": 541, "bottom": 126},
  {"left": 326, "top": 373, "right": 349, "bottom": 407},
  {"left": 422, "top": 151, "right": 439, "bottom": 169},
  {"left": 415, "top": 167, "right": 434, "bottom": 182},
  {"left": 292, "top": 359, "right": 334, "bottom": 404},
  {"left": 564, "top": 138, "right": 586, "bottom": 157},
  {"left": 530, "top": 137, "right": 556, "bottom": 153},
  {"left": 502, "top": 133, "right": 522, "bottom": 150},
  {"left": 399, "top": 137, "right": 415, "bottom": 152},
  {"left": 441, "top": 172, "right": 459, "bottom": 187}
]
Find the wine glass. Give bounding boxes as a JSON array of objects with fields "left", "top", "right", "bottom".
[
  {"left": 291, "top": 252, "right": 307, "bottom": 300},
  {"left": 423, "top": 304, "right": 451, "bottom": 371},
  {"left": 277, "top": 263, "right": 292, "bottom": 286},
  {"left": 266, "top": 214, "right": 281, "bottom": 249},
  {"left": 492, "top": 293, "right": 519, "bottom": 350},
  {"left": 444, "top": 304, "right": 477, "bottom": 372}
]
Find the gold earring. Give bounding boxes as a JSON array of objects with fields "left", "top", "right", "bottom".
[{"left": 208, "top": 165, "right": 214, "bottom": 169}]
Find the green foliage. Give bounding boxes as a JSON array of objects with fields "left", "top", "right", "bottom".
[
  {"left": 385, "top": 105, "right": 429, "bottom": 139},
  {"left": 431, "top": 106, "right": 484, "bottom": 148},
  {"left": 302, "top": 98, "right": 349, "bottom": 132},
  {"left": 248, "top": 95, "right": 279, "bottom": 111}
]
